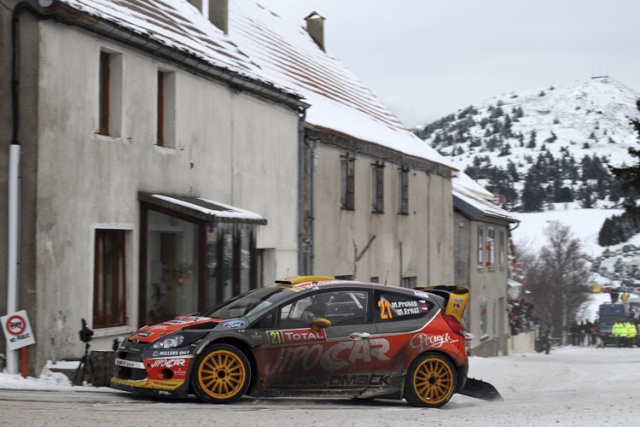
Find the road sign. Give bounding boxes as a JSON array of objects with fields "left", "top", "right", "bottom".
[{"left": 1, "top": 310, "right": 36, "bottom": 351}]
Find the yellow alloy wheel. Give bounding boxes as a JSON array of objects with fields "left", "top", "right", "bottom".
[
  {"left": 192, "top": 344, "right": 251, "bottom": 403},
  {"left": 405, "top": 352, "right": 457, "bottom": 408}
]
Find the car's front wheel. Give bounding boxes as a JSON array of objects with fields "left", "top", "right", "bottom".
[
  {"left": 191, "top": 343, "right": 251, "bottom": 403},
  {"left": 404, "top": 352, "right": 457, "bottom": 408}
]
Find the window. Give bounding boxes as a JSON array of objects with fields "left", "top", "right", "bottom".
[
  {"left": 477, "top": 226, "right": 484, "bottom": 267},
  {"left": 487, "top": 227, "right": 495, "bottom": 267},
  {"left": 98, "top": 52, "right": 110, "bottom": 135},
  {"left": 93, "top": 229, "right": 127, "bottom": 328},
  {"left": 157, "top": 70, "right": 176, "bottom": 148},
  {"left": 498, "top": 228, "right": 506, "bottom": 267},
  {"left": 371, "top": 162, "right": 384, "bottom": 213},
  {"left": 480, "top": 301, "right": 488, "bottom": 339},
  {"left": 98, "top": 50, "right": 122, "bottom": 137},
  {"left": 340, "top": 154, "right": 355, "bottom": 210},
  {"left": 279, "top": 290, "right": 368, "bottom": 328},
  {"left": 401, "top": 276, "right": 417, "bottom": 288},
  {"left": 375, "top": 291, "right": 434, "bottom": 322},
  {"left": 398, "top": 168, "right": 409, "bottom": 215}
]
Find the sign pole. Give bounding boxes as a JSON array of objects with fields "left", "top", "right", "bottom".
[{"left": 21, "top": 347, "right": 27, "bottom": 378}]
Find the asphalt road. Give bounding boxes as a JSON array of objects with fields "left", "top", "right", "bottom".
[{"left": 2, "top": 347, "right": 640, "bottom": 427}]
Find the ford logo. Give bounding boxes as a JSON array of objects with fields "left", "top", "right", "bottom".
[{"left": 223, "top": 320, "right": 246, "bottom": 329}]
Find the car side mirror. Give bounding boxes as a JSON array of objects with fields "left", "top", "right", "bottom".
[{"left": 311, "top": 317, "right": 331, "bottom": 332}]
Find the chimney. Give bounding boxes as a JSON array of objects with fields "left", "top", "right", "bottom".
[
  {"left": 187, "top": 0, "right": 228, "bottom": 35},
  {"left": 209, "top": 0, "right": 229, "bottom": 35},
  {"left": 305, "top": 12, "right": 325, "bottom": 50}
]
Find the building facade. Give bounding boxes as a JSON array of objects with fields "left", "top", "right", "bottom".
[{"left": 1, "top": 0, "right": 305, "bottom": 373}]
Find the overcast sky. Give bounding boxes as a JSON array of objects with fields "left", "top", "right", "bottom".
[{"left": 265, "top": 0, "right": 640, "bottom": 128}]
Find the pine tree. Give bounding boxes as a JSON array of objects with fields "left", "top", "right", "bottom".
[{"left": 609, "top": 100, "right": 640, "bottom": 213}]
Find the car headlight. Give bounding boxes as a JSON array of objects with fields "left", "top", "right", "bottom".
[{"left": 152, "top": 334, "right": 185, "bottom": 349}]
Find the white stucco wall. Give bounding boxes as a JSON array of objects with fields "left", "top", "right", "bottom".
[
  {"left": 31, "top": 23, "right": 300, "bottom": 365},
  {"left": 312, "top": 144, "right": 454, "bottom": 286}
]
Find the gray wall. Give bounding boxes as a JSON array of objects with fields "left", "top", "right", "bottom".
[{"left": 2, "top": 16, "right": 301, "bottom": 371}]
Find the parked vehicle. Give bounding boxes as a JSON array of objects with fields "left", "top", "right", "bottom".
[
  {"left": 598, "top": 302, "right": 628, "bottom": 346},
  {"left": 111, "top": 276, "right": 501, "bottom": 407}
]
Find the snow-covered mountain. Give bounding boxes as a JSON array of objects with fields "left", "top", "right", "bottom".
[{"left": 414, "top": 77, "right": 640, "bottom": 213}]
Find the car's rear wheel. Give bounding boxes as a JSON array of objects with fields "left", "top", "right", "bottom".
[
  {"left": 191, "top": 344, "right": 251, "bottom": 403},
  {"left": 404, "top": 352, "right": 457, "bottom": 408}
]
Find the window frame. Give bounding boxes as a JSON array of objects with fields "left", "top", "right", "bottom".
[
  {"left": 156, "top": 69, "right": 176, "bottom": 148},
  {"left": 93, "top": 229, "right": 128, "bottom": 328},
  {"left": 98, "top": 51, "right": 111, "bottom": 136},
  {"left": 398, "top": 167, "right": 409, "bottom": 215},
  {"left": 487, "top": 226, "right": 496, "bottom": 267},
  {"left": 498, "top": 228, "right": 506, "bottom": 267},
  {"left": 477, "top": 225, "right": 484, "bottom": 267},
  {"left": 97, "top": 49, "right": 122, "bottom": 137},
  {"left": 371, "top": 162, "right": 385, "bottom": 213},
  {"left": 340, "top": 154, "right": 355, "bottom": 210}
]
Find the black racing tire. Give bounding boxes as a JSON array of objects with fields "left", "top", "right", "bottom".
[
  {"left": 191, "top": 344, "right": 251, "bottom": 404},
  {"left": 404, "top": 352, "right": 457, "bottom": 408}
]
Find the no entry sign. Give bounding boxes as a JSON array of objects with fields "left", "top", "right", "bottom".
[{"left": 1, "top": 310, "right": 36, "bottom": 351}]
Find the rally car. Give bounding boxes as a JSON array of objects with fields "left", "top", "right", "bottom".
[{"left": 112, "top": 276, "right": 487, "bottom": 408}]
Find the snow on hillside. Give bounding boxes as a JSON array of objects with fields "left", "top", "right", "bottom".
[
  {"left": 421, "top": 77, "right": 640, "bottom": 172},
  {"left": 512, "top": 202, "right": 625, "bottom": 256}
]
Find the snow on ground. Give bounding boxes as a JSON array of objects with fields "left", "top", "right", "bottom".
[
  {"left": 1, "top": 346, "right": 640, "bottom": 426},
  {"left": 512, "top": 202, "right": 628, "bottom": 257}
]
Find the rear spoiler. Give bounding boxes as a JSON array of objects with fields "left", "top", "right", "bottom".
[{"left": 415, "top": 285, "right": 470, "bottom": 322}]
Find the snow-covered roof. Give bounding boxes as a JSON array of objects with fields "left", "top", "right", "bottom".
[
  {"left": 453, "top": 173, "right": 518, "bottom": 223},
  {"left": 140, "top": 193, "right": 267, "bottom": 224},
  {"left": 47, "top": 0, "right": 453, "bottom": 168},
  {"left": 48, "top": 0, "right": 301, "bottom": 103},
  {"left": 227, "top": 1, "right": 454, "bottom": 169}
]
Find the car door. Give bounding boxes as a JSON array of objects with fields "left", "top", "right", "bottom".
[
  {"left": 371, "top": 289, "right": 440, "bottom": 387},
  {"left": 254, "top": 288, "right": 379, "bottom": 392}
]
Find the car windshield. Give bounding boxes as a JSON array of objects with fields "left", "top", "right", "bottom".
[{"left": 199, "top": 286, "right": 295, "bottom": 319}]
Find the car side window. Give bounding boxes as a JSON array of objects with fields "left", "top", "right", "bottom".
[
  {"left": 277, "top": 290, "right": 369, "bottom": 329},
  {"left": 375, "top": 291, "right": 434, "bottom": 322},
  {"left": 323, "top": 290, "right": 368, "bottom": 326}
]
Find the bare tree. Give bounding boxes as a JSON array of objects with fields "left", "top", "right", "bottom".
[{"left": 521, "top": 221, "right": 592, "bottom": 340}]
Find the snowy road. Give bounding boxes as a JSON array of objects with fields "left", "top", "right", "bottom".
[{"left": 1, "top": 346, "right": 639, "bottom": 426}]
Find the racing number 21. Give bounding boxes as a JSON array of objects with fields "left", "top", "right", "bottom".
[{"left": 378, "top": 299, "right": 393, "bottom": 319}]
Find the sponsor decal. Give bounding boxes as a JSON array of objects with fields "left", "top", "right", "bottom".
[
  {"left": 410, "top": 333, "right": 459, "bottom": 351},
  {"left": 268, "top": 329, "right": 327, "bottom": 345},
  {"left": 152, "top": 350, "right": 191, "bottom": 357},
  {"left": 115, "top": 358, "right": 144, "bottom": 369},
  {"left": 413, "top": 290, "right": 431, "bottom": 299},
  {"left": 134, "top": 332, "right": 152, "bottom": 338},
  {"left": 265, "top": 338, "right": 390, "bottom": 375},
  {"left": 223, "top": 320, "right": 246, "bottom": 329},
  {"left": 329, "top": 374, "right": 391, "bottom": 387},
  {"left": 147, "top": 325, "right": 169, "bottom": 331},
  {"left": 418, "top": 300, "right": 429, "bottom": 313},
  {"left": 150, "top": 357, "right": 188, "bottom": 368}
]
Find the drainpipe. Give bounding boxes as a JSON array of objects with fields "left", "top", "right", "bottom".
[
  {"left": 6, "top": 145, "right": 20, "bottom": 375},
  {"left": 297, "top": 108, "right": 307, "bottom": 275},
  {"left": 6, "top": 0, "right": 54, "bottom": 375},
  {"left": 309, "top": 139, "right": 319, "bottom": 275}
]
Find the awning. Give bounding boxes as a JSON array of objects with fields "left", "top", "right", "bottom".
[
  {"left": 508, "top": 279, "right": 523, "bottom": 288},
  {"left": 139, "top": 192, "right": 267, "bottom": 225}
]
